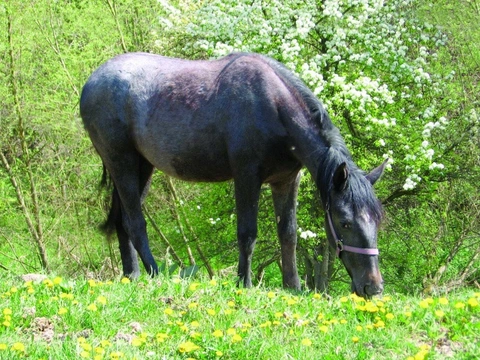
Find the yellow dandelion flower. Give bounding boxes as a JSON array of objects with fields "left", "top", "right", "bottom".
[
  {"left": 273, "top": 320, "right": 281, "bottom": 326},
  {"left": 224, "top": 309, "right": 233, "bottom": 315},
  {"left": 419, "top": 300, "right": 429, "bottom": 309},
  {"left": 11, "top": 342, "right": 25, "bottom": 352},
  {"left": 267, "top": 291, "right": 276, "bottom": 299},
  {"left": 467, "top": 298, "right": 478, "bottom": 307},
  {"left": 81, "top": 342, "right": 92, "bottom": 351},
  {"left": 10, "top": 287, "right": 18, "bottom": 293},
  {"left": 3, "top": 320, "right": 11, "bottom": 327},
  {"left": 350, "top": 293, "right": 365, "bottom": 303},
  {"left": 120, "top": 277, "right": 130, "bottom": 284},
  {"left": 366, "top": 324, "right": 374, "bottom": 330},
  {"left": 58, "top": 307, "right": 68, "bottom": 315},
  {"left": 156, "top": 333, "right": 168, "bottom": 342},
  {"left": 301, "top": 338, "right": 312, "bottom": 346},
  {"left": 356, "top": 325, "right": 363, "bottom": 331},
  {"left": 236, "top": 289, "right": 243, "bottom": 295},
  {"left": 374, "top": 320, "right": 385, "bottom": 328},
  {"left": 96, "top": 295, "right": 107, "bottom": 305},
  {"left": 340, "top": 296, "right": 348, "bottom": 303},
  {"left": 227, "top": 301, "right": 235, "bottom": 307},
  {"left": 275, "top": 312, "right": 284, "bottom": 318},
  {"left": 110, "top": 351, "right": 124, "bottom": 359},
  {"left": 404, "top": 311, "right": 412, "bottom": 317},
  {"left": 313, "top": 293, "right": 322, "bottom": 299},
  {"left": 80, "top": 351, "right": 90, "bottom": 358},
  {"left": 131, "top": 337, "right": 143, "bottom": 347},
  {"left": 100, "top": 340, "right": 112, "bottom": 347},
  {"left": 207, "top": 309, "right": 216, "bottom": 316},
  {"left": 226, "top": 328, "right": 236, "bottom": 336},
  {"left": 426, "top": 297, "right": 434, "bottom": 304},
  {"left": 352, "top": 336, "right": 360, "bottom": 343},
  {"left": 178, "top": 341, "right": 200, "bottom": 353},
  {"left": 385, "top": 313, "right": 395, "bottom": 320},
  {"left": 382, "top": 295, "right": 392, "bottom": 302},
  {"left": 2, "top": 308, "right": 12, "bottom": 316},
  {"left": 212, "top": 330, "right": 224, "bottom": 338},
  {"left": 60, "top": 293, "right": 74, "bottom": 300},
  {"left": 88, "top": 279, "right": 97, "bottom": 287},
  {"left": 216, "top": 350, "right": 223, "bottom": 357},
  {"left": 0, "top": 343, "right": 7, "bottom": 350},
  {"left": 164, "top": 307, "right": 174, "bottom": 315},
  {"left": 43, "top": 279, "right": 54, "bottom": 288},
  {"left": 455, "top": 302, "right": 465, "bottom": 309},
  {"left": 190, "top": 321, "right": 200, "bottom": 328},
  {"left": 319, "top": 325, "right": 328, "bottom": 333},
  {"left": 435, "top": 310, "right": 445, "bottom": 318},
  {"left": 94, "top": 347, "right": 105, "bottom": 355},
  {"left": 209, "top": 279, "right": 218, "bottom": 286},
  {"left": 53, "top": 277, "right": 62, "bottom": 285},
  {"left": 189, "top": 283, "right": 200, "bottom": 291},
  {"left": 259, "top": 321, "right": 272, "bottom": 328},
  {"left": 87, "top": 303, "right": 98, "bottom": 312},
  {"left": 231, "top": 334, "right": 242, "bottom": 343},
  {"left": 188, "top": 302, "right": 198, "bottom": 309},
  {"left": 340, "top": 319, "right": 348, "bottom": 324},
  {"left": 439, "top": 297, "right": 449, "bottom": 305}
]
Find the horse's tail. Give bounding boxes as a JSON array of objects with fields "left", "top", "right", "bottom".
[{"left": 100, "top": 164, "right": 120, "bottom": 237}]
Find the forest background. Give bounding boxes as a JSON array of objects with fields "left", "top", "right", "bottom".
[{"left": 0, "top": 0, "right": 478, "bottom": 296}]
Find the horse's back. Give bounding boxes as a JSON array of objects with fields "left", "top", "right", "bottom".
[{"left": 80, "top": 52, "right": 299, "bottom": 182}]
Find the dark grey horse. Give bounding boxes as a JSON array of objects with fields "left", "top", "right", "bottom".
[{"left": 80, "top": 52, "right": 386, "bottom": 297}]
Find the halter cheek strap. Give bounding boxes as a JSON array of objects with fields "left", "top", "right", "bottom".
[{"left": 326, "top": 209, "right": 379, "bottom": 257}]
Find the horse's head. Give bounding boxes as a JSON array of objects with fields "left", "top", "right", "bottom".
[{"left": 325, "top": 161, "right": 387, "bottom": 298}]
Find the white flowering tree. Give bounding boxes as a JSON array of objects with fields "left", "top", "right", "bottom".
[{"left": 156, "top": 0, "right": 453, "bottom": 193}]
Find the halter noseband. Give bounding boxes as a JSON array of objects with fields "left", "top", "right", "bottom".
[{"left": 325, "top": 205, "right": 379, "bottom": 258}]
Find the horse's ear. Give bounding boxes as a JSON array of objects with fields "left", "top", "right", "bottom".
[
  {"left": 366, "top": 159, "right": 388, "bottom": 185},
  {"left": 333, "top": 162, "right": 349, "bottom": 191}
]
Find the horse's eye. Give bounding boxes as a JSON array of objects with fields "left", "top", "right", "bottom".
[{"left": 341, "top": 222, "right": 352, "bottom": 229}]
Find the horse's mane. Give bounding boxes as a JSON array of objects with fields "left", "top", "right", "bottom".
[{"left": 258, "top": 54, "right": 383, "bottom": 222}]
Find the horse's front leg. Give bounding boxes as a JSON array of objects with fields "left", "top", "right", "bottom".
[
  {"left": 271, "top": 173, "right": 302, "bottom": 290},
  {"left": 234, "top": 175, "right": 261, "bottom": 288}
]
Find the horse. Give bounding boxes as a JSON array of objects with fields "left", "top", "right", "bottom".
[{"left": 80, "top": 52, "right": 387, "bottom": 298}]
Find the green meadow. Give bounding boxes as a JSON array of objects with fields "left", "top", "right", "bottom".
[{"left": 0, "top": 274, "right": 478, "bottom": 359}]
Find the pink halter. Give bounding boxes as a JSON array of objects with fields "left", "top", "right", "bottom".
[{"left": 326, "top": 209, "right": 379, "bottom": 257}]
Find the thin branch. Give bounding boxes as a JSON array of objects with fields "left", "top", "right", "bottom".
[{"left": 105, "top": 0, "right": 128, "bottom": 53}]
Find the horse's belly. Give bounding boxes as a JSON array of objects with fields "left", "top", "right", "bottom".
[{"left": 141, "top": 146, "right": 233, "bottom": 182}]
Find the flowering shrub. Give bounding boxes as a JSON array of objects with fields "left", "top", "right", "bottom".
[{"left": 156, "top": 0, "right": 453, "bottom": 191}]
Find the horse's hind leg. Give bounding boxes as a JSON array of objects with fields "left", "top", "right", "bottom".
[
  {"left": 112, "top": 157, "right": 155, "bottom": 278},
  {"left": 108, "top": 153, "right": 158, "bottom": 277},
  {"left": 110, "top": 188, "right": 140, "bottom": 278},
  {"left": 271, "top": 172, "right": 301, "bottom": 290}
]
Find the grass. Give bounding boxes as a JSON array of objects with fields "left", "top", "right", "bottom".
[{"left": 0, "top": 274, "right": 479, "bottom": 360}]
